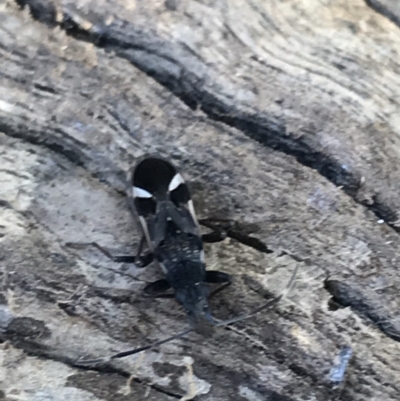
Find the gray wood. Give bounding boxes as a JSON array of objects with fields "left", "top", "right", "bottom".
[
  {"left": 366, "top": 0, "right": 400, "bottom": 26},
  {"left": 1, "top": 0, "right": 400, "bottom": 399}
]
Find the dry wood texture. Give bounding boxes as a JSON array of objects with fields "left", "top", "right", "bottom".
[{"left": 1, "top": 0, "right": 400, "bottom": 400}]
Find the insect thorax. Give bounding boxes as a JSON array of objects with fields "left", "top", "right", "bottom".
[{"left": 156, "top": 227, "right": 203, "bottom": 265}]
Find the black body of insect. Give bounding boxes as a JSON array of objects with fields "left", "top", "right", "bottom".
[{"left": 73, "top": 155, "right": 297, "bottom": 365}]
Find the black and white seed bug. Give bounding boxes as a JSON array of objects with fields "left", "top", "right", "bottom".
[
  {"left": 73, "top": 155, "right": 298, "bottom": 365},
  {"left": 129, "top": 155, "right": 232, "bottom": 327}
]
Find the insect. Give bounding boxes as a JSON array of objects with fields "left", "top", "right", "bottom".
[{"left": 73, "top": 155, "right": 298, "bottom": 365}]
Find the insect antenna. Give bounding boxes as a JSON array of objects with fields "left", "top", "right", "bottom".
[
  {"left": 76, "top": 328, "right": 193, "bottom": 366},
  {"left": 76, "top": 265, "right": 298, "bottom": 366},
  {"left": 215, "top": 264, "right": 298, "bottom": 327}
]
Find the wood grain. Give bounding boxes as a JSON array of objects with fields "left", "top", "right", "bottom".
[{"left": 1, "top": 0, "right": 400, "bottom": 400}]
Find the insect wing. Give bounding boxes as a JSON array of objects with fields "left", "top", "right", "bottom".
[
  {"left": 164, "top": 199, "right": 199, "bottom": 235},
  {"left": 129, "top": 155, "right": 200, "bottom": 249}
]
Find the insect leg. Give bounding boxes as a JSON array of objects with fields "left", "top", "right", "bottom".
[
  {"left": 76, "top": 328, "right": 193, "bottom": 366},
  {"left": 200, "top": 218, "right": 232, "bottom": 243},
  {"left": 65, "top": 241, "right": 153, "bottom": 267},
  {"left": 201, "top": 231, "right": 227, "bottom": 243},
  {"left": 215, "top": 264, "right": 299, "bottom": 327},
  {"left": 205, "top": 270, "right": 232, "bottom": 299},
  {"left": 143, "top": 279, "right": 174, "bottom": 298},
  {"left": 205, "top": 270, "right": 231, "bottom": 283},
  {"left": 130, "top": 235, "right": 155, "bottom": 266},
  {"left": 200, "top": 218, "right": 273, "bottom": 254}
]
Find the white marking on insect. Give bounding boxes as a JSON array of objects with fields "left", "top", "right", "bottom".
[
  {"left": 168, "top": 173, "right": 185, "bottom": 191},
  {"left": 133, "top": 186, "right": 153, "bottom": 198},
  {"left": 188, "top": 200, "right": 200, "bottom": 227}
]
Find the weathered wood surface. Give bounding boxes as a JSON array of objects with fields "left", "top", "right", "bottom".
[{"left": 1, "top": 0, "right": 400, "bottom": 399}]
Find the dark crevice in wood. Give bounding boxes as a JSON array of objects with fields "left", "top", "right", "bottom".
[
  {"left": 324, "top": 279, "right": 400, "bottom": 342},
  {"left": 14, "top": 0, "right": 58, "bottom": 27},
  {"left": 10, "top": 0, "right": 400, "bottom": 369},
  {"left": 365, "top": 0, "right": 400, "bottom": 29},
  {"left": 0, "top": 121, "right": 86, "bottom": 167},
  {"left": 0, "top": 199, "right": 13, "bottom": 209},
  {"left": 33, "top": 82, "right": 58, "bottom": 94},
  {"left": 13, "top": 0, "right": 400, "bottom": 238},
  {"left": 0, "top": 121, "right": 128, "bottom": 195},
  {"left": 0, "top": 334, "right": 182, "bottom": 399},
  {"left": 0, "top": 314, "right": 310, "bottom": 400}
]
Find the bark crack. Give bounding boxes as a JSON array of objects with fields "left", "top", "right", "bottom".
[
  {"left": 365, "top": 0, "right": 400, "bottom": 28},
  {"left": 12, "top": 0, "right": 400, "bottom": 238},
  {"left": 0, "top": 335, "right": 182, "bottom": 399},
  {"left": 324, "top": 278, "right": 400, "bottom": 342}
]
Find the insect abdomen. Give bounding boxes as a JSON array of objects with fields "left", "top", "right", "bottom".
[{"left": 155, "top": 230, "right": 204, "bottom": 272}]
